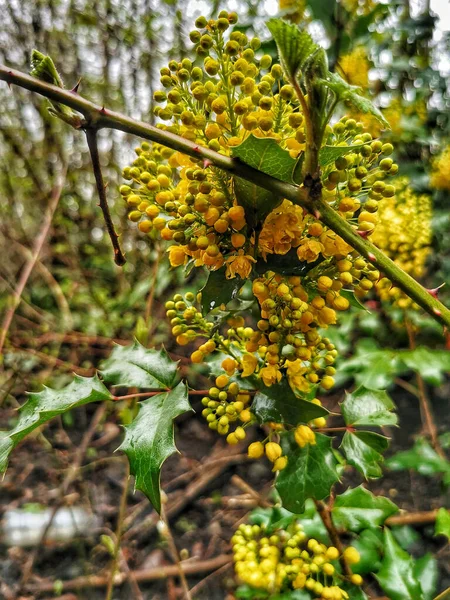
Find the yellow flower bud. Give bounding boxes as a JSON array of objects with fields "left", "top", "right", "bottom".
[{"left": 265, "top": 442, "right": 282, "bottom": 462}]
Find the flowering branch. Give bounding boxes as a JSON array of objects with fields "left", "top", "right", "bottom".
[{"left": 1, "top": 64, "right": 449, "bottom": 328}]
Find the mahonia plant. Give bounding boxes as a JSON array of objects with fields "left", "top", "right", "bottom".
[{"left": 119, "top": 11, "right": 400, "bottom": 468}]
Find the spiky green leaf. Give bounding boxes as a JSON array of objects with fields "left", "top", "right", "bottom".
[
  {"left": 332, "top": 485, "right": 398, "bottom": 532},
  {"left": 341, "top": 430, "right": 389, "bottom": 479},
  {"left": 376, "top": 528, "right": 424, "bottom": 600},
  {"left": 200, "top": 267, "right": 243, "bottom": 313},
  {"left": 0, "top": 375, "right": 111, "bottom": 472},
  {"left": 341, "top": 385, "right": 397, "bottom": 427},
  {"left": 119, "top": 381, "right": 192, "bottom": 513},
  {"left": 252, "top": 379, "right": 328, "bottom": 426},
  {"left": 101, "top": 341, "right": 178, "bottom": 389},
  {"left": 276, "top": 433, "right": 339, "bottom": 513},
  {"left": 414, "top": 553, "right": 438, "bottom": 600}
]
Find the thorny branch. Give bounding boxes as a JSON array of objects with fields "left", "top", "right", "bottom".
[{"left": 1, "top": 65, "right": 450, "bottom": 327}]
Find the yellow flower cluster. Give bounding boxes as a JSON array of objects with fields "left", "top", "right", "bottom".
[
  {"left": 279, "top": 0, "right": 307, "bottom": 24},
  {"left": 430, "top": 144, "right": 450, "bottom": 191},
  {"left": 341, "top": 0, "right": 375, "bottom": 15},
  {"left": 371, "top": 177, "right": 432, "bottom": 309},
  {"left": 232, "top": 521, "right": 361, "bottom": 597},
  {"left": 339, "top": 47, "right": 370, "bottom": 90},
  {"left": 121, "top": 12, "right": 399, "bottom": 446}
]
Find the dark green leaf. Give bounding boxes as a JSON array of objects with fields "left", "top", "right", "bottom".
[
  {"left": 351, "top": 529, "right": 384, "bottom": 575},
  {"left": 332, "top": 485, "right": 398, "bottom": 532},
  {"left": 400, "top": 347, "right": 450, "bottom": 386},
  {"left": 276, "top": 433, "right": 339, "bottom": 513},
  {"left": 341, "top": 430, "right": 389, "bottom": 478},
  {"left": 435, "top": 507, "right": 450, "bottom": 540},
  {"left": 341, "top": 386, "right": 397, "bottom": 427},
  {"left": 319, "top": 144, "right": 364, "bottom": 168},
  {"left": 252, "top": 379, "right": 328, "bottom": 426},
  {"left": 233, "top": 177, "right": 281, "bottom": 229},
  {"left": 101, "top": 341, "right": 178, "bottom": 389},
  {"left": 386, "top": 437, "right": 450, "bottom": 482},
  {"left": 414, "top": 553, "right": 438, "bottom": 600},
  {"left": 376, "top": 528, "right": 424, "bottom": 600},
  {"left": 200, "top": 267, "right": 243, "bottom": 313},
  {"left": 119, "top": 381, "right": 192, "bottom": 513},
  {"left": 319, "top": 72, "right": 389, "bottom": 127},
  {"left": 266, "top": 19, "right": 318, "bottom": 79},
  {"left": 0, "top": 375, "right": 111, "bottom": 472}
]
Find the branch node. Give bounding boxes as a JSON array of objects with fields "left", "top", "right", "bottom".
[
  {"left": 356, "top": 229, "right": 369, "bottom": 238},
  {"left": 203, "top": 159, "right": 212, "bottom": 168},
  {"left": 368, "top": 252, "right": 376, "bottom": 263}
]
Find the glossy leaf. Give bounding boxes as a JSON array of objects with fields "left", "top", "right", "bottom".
[
  {"left": 119, "top": 381, "right": 192, "bottom": 513},
  {"left": 276, "top": 433, "right": 339, "bottom": 513},
  {"left": 252, "top": 379, "right": 328, "bottom": 426},
  {"left": 101, "top": 341, "right": 178, "bottom": 389},
  {"left": 341, "top": 430, "right": 389, "bottom": 478},
  {"left": 200, "top": 267, "right": 243, "bottom": 313},
  {"left": 332, "top": 485, "right": 398, "bottom": 532},
  {"left": 255, "top": 249, "right": 324, "bottom": 277},
  {"left": 266, "top": 19, "right": 318, "bottom": 79},
  {"left": 435, "top": 507, "right": 450, "bottom": 540},
  {"left": 341, "top": 385, "right": 397, "bottom": 427},
  {"left": 400, "top": 347, "right": 450, "bottom": 386},
  {"left": 0, "top": 375, "right": 111, "bottom": 472},
  {"left": 414, "top": 553, "right": 438, "bottom": 600},
  {"left": 386, "top": 437, "right": 450, "bottom": 484},
  {"left": 376, "top": 528, "right": 424, "bottom": 600}
]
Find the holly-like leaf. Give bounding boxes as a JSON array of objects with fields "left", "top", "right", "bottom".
[
  {"left": 232, "top": 136, "right": 298, "bottom": 227},
  {"left": 341, "top": 430, "right": 389, "bottom": 479},
  {"left": 266, "top": 19, "right": 318, "bottom": 80},
  {"left": 341, "top": 386, "right": 397, "bottom": 427},
  {"left": 400, "top": 347, "right": 450, "bottom": 386},
  {"left": 435, "top": 507, "right": 450, "bottom": 540},
  {"left": 332, "top": 485, "right": 398, "bottom": 532},
  {"left": 200, "top": 267, "right": 243, "bottom": 313},
  {"left": 414, "top": 553, "right": 438, "bottom": 600},
  {"left": 252, "top": 379, "right": 328, "bottom": 426},
  {"left": 0, "top": 375, "right": 111, "bottom": 472},
  {"left": 340, "top": 585, "right": 369, "bottom": 600},
  {"left": 319, "top": 144, "right": 364, "bottom": 168},
  {"left": 119, "top": 381, "right": 192, "bottom": 513},
  {"left": 376, "top": 528, "right": 424, "bottom": 600},
  {"left": 101, "top": 341, "right": 178, "bottom": 389},
  {"left": 276, "top": 433, "right": 339, "bottom": 513},
  {"left": 319, "top": 72, "right": 389, "bottom": 127},
  {"left": 386, "top": 437, "right": 450, "bottom": 484}
]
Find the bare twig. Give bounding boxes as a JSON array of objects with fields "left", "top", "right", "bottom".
[
  {"left": 25, "top": 555, "right": 232, "bottom": 593},
  {"left": 0, "top": 169, "right": 66, "bottom": 355},
  {"left": 85, "top": 129, "right": 125, "bottom": 266},
  {"left": 231, "top": 475, "right": 272, "bottom": 508},
  {"left": 405, "top": 318, "right": 445, "bottom": 458},
  {"left": 1, "top": 65, "right": 449, "bottom": 327},
  {"left": 315, "top": 500, "right": 353, "bottom": 578},
  {"left": 385, "top": 509, "right": 448, "bottom": 527}
]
